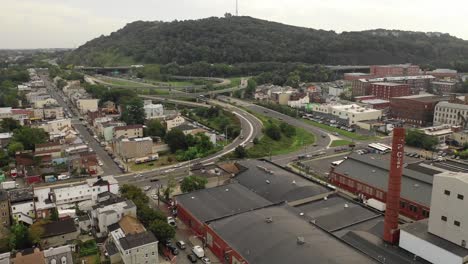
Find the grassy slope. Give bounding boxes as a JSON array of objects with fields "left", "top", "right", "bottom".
[
  {"left": 303, "top": 119, "right": 377, "bottom": 141},
  {"left": 247, "top": 113, "right": 315, "bottom": 158},
  {"left": 330, "top": 140, "right": 352, "bottom": 147}
]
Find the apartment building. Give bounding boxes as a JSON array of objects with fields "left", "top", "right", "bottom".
[
  {"left": 369, "top": 82, "right": 411, "bottom": 100},
  {"left": 165, "top": 115, "right": 185, "bottom": 131},
  {"left": 370, "top": 64, "right": 421, "bottom": 77},
  {"left": 115, "top": 137, "right": 153, "bottom": 160},
  {"left": 143, "top": 100, "right": 164, "bottom": 119},
  {"left": 0, "top": 191, "right": 10, "bottom": 233},
  {"left": 33, "top": 119, "right": 72, "bottom": 134},
  {"left": 433, "top": 100, "right": 468, "bottom": 126},
  {"left": 76, "top": 99, "right": 99, "bottom": 114},
  {"left": 113, "top": 125, "right": 144, "bottom": 139}
]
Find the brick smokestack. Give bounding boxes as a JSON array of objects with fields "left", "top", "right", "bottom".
[{"left": 383, "top": 127, "right": 405, "bottom": 244}]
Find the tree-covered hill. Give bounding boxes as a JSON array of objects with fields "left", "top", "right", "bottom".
[{"left": 65, "top": 15, "right": 468, "bottom": 69}]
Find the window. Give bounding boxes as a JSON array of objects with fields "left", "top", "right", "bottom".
[
  {"left": 444, "top": 190, "right": 451, "bottom": 196},
  {"left": 458, "top": 194, "right": 464, "bottom": 200},
  {"left": 441, "top": 216, "right": 447, "bottom": 221},
  {"left": 145, "top": 254, "right": 148, "bottom": 258},
  {"left": 455, "top": 221, "right": 461, "bottom": 227},
  {"left": 152, "top": 252, "right": 155, "bottom": 255},
  {"left": 422, "top": 210, "right": 430, "bottom": 218}
]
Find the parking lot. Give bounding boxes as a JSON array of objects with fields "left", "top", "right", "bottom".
[{"left": 300, "top": 111, "right": 374, "bottom": 136}]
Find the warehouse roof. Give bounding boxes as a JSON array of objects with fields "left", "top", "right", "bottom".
[
  {"left": 208, "top": 204, "right": 377, "bottom": 264},
  {"left": 333, "top": 154, "right": 433, "bottom": 206},
  {"left": 175, "top": 183, "right": 271, "bottom": 222},
  {"left": 234, "top": 160, "right": 330, "bottom": 203}
]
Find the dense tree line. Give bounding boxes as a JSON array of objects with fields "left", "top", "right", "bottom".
[
  {"left": 0, "top": 67, "right": 30, "bottom": 107},
  {"left": 405, "top": 129, "right": 438, "bottom": 150},
  {"left": 65, "top": 16, "right": 468, "bottom": 68}
]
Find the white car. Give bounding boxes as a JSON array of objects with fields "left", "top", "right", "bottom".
[
  {"left": 164, "top": 169, "right": 175, "bottom": 173},
  {"left": 201, "top": 257, "right": 211, "bottom": 264},
  {"left": 167, "top": 217, "right": 177, "bottom": 227},
  {"left": 143, "top": 186, "right": 152, "bottom": 192},
  {"left": 192, "top": 245, "right": 204, "bottom": 258}
]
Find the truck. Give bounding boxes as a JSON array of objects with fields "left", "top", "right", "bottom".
[
  {"left": 366, "top": 198, "right": 386, "bottom": 212},
  {"left": 192, "top": 245, "right": 205, "bottom": 258},
  {"left": 1, "top": 181, "right": 17, "bottom": 190},
  {"left": 45, "top": 175, "right": 57, "bottom": 183}
]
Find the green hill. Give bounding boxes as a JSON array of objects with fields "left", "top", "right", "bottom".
[{"left": 65, "top": 15, "right": 468, "bottom": 68}]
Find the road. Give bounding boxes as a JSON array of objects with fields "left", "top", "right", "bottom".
[{"left": 40, "top": 74, "right": 123, "bottom": 175}]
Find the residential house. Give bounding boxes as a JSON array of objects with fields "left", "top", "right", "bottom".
[
  {"left": 102, "top": 101, "right": 117, "bottom": 114},
  {"left": 76, "top": 99, "right": 99, "bottom": 114},
  {"left": 33, "top": 119, "right": 72, "bottom": 134},
  {"left": 113, "top": 125, "right": 144, "bottom": 140},
  {"left": 33, "top": 106, "right": 64, "bottom": 120},
  {"left": 287, "top": 93, "right": 309, "bottom": 109},
  {"left": 43, "top": 245, "right": 74, "bottom": 264},
  {"left": 107, "top": 216, "right": 159, "bottom": 264},
  {"left": 35, "top": 142, "right": 63, "bottom": 159},
  {"left": 0, "top": 133, "right": 13, "bottom": 148},
  {"left": 165, "top": 115, "right": 185, "bottom": 131},
  {"left": 93, "top": 116, "right": 113, "bottom": 129},
  {"left": 115, "top": 137, "right": 153, "bottom": 161},
  {"left": 13, "top": 248, "right": 45, "bottom": 264},
  {"left": 40, "top": 218, "right": 79, "bottom": 248},
  {"left": 34, "top": 98, "right": 58, "bottom": 109},
  {"left": 143, "top": 100, "right": 164, "bottom": 119},
  {"left": 0, "top": 108, "right": 12, "bottom": 120},
  {"left": 97, "top": 122, "right": 125, "bottom": 142},
  {"left": 91, "top": 192, "right": 137, "bottom": 238},
  {"left": 0, "top": 252, "right": 10, "bottom": 264},
  {"left": 69, "top": 152, "right": 99, "bottom": 176},
  {"left": 11, "top": 109, "right": 33, "bottom": 125},
  {"left": 0, "top": 190, "right": 10, "bottom": 234},
  {"left": 8, "top": 188, "right": 35, "bottom": 225}
]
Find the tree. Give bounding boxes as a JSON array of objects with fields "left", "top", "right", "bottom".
[
  {"left": 120, "top": 184, "right": 149, "bottom": 207},
  {"left": 163, "top": 177, "right": 177, "bottom": 200},
  {"left": 279, "top": 122, "right": 296, "bottom": 137},
  {"left": 50, "top": 208, "right": 59, "bottom": 221},
  {"left": 165, "top": 129, "right": 187, "bottom": 153},
  {"left": 120, "top": 98, "right": 145, "bottom": 125},
  {"left": 12, "top": 127, "right": 48, "bottom": 150},
  {"left": 264, "top": 123, "right": 281, "bottom": 141},
  {"left": 234, "top": 146, "right": 247, "bottom": 158},
  {"left": 405, "top": 129, "right": 438, "bottom": 150},
  {"left": 9, "top": 223, "right": 30, "bottom": 250},
  {"left": 145, "top": 120, "right": 166, "bottom": 139},
  {"left": 138, "top": 206, "right": 166, "bottom": 227},
  {"left": 28, "top": 221, "right": 45, "bottom": 245},
  {"left": 0, "top": 118, "right": 20, "bottom": 132},
  {"left": 245, "top": 79, "right": 257, "bottom": 98},
  {"left": 180, "top": 176, "right": 208, "bottom": 193},
  {"left": 149, "top": 220, "right": 175, "bottom": 243},
  {"left": 7, "top": 142, "right": 24, "bottom": 156}
]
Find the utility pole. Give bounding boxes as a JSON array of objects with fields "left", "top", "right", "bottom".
[{"left": 236, "top": 0, "right": 238, "bottom": 16}]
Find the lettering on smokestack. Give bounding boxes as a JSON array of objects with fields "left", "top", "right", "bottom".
[{"left": 383, "top": 127, "right": 405, "bottom": 244}]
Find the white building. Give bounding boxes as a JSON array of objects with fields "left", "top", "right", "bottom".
[
  {"left": 399, "top": 171, "right": 468, "bottom": 264},
  {"left": 329, "top": 86, "right": 345, "bottom": 97},
  {"left": 33, "top": 118, "right": 72, "bottom": 134},
  {"left": 91, "top": 193, "right": 136, "bottom": 238},
  {"left": 420, "top": 125, "right": 454, "bottom": 146},
  {"left": 109, "top": 218, "right": 159, "bottom": 264},
  {"left": 143, "top": 100, "right": 164, "bottom": 119},
  {"left": 287, "top": 94, "right": 309, "bottom": 109},
  {"left": 0, "top": 108, "right": 12, "bottom": 120},
  {"left": 76, "top": 99, "right": 99, "bottom": 114},
  {"left": 434, "top": 101, "right": 468, "bottom": 126},
  {"left": 330, "top": 104, "right": 382, "bottom": 125},
  {"left": 34, "top": 98, "right": 58, "bottom": 108},
  {"left": 165, "top": 115, "right": 185, "bottom": 131},
  {"left": 8, "top": 188, "right": 35, "bottom": 225}
]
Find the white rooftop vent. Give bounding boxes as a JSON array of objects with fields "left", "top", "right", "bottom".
[
  {"left": 266, "top": 180, "right": 271, "bottom": 184},
  {"left": 191, "top": 196, "right": 195, "bottom": 199},
  {"left": 324, "top": 196, "right": 328, "bottom": 201},
  {"left": 292, "top": 180, "right": 296, "bottom": 185},
  {"left": 297, "top": 236, "right": 305, "bottom": 245},
  {"left": 299, "top": 212, "right": 304, "bottom": 216},
  {"left": 225, "top": 188, "right": 229, "bottom": 192},
  {"left": 344, "top": 203, "right": 349, "bottom": 208},
  {"left": 265, "top": 217, "right": 273, "bottom": 223}
]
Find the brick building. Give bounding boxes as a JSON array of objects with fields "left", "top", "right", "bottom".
[
  {"left": 431, "top": 81, "right": 457, "bottom": 94},
  {"left": 370, "top": 64, "right": 421, "bottom": 77},
  {"left": 329, "top": 154, "right": 432, "bottom": 220},
  {"left": 390, "top": 94, "right": 449, "bottom": 127},
  {"left": 369, "top": 82, "right": 411, "bottom": 100},
  {"left": 343, "top": 72, "right": 374, "bottom": 81}
]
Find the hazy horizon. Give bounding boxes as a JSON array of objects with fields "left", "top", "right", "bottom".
[{"left": 2, "top": 0, "right": 467, "bottom": 49}]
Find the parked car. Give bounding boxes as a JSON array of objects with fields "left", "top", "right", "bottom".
[
  {"left": 192, "top": 246, "right": 205, "bottom": 258},
  {"left": 201, "top": 257, "right": 211, "bottom": 264},
  {"left": 167, "top": 244, "right": 179, "bottom": 255},
  {"left": 167, "top": 217, "right": 177, "bottom": 228},
  {"left": 143, "top": 186, "right": 152, "bottom": 192},
  {"left": 176, "top": 241, "right": 186, "bottom": 250},
  {"left": 187, "top": 254, "right": 198, "bottom": 263}
]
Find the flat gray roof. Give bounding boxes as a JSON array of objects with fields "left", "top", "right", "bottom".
[
  {"left": 333, "top": 154, "right": 433, "bottom": 206},
  {"left": 175, "top": 183, "right": 272, "bottom": 222},
  {"left": 296, "top": 195, "right": 381, "bottom": 232},
  {"left": 208, "top": 204, "right": 377, "bottom": 264},
  {"left": 235, "top": 160, "right": 330, "bottom": 203},
  {"left": 401, "top": 219, "right": 468, "bottom": 258}
]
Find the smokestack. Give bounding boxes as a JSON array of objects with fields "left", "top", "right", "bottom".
[{"left": 383, "top": 127, "right": 405, "bottom": 244}]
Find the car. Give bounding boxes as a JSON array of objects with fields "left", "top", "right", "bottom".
[
  {"left": 187, "top": 254, "right": 198, "bottom": 263},
  {"left": 167, "top": 217, "right": 177, "bottom": 227},
  {"left": 333, "top": 132, "right": 339, "bottom": 136},
  {"left": 134, "top": 174, "right": 142, "bottom": 178},
  {"left": 98, "top": 160, "right": 103, "bottom": 166},
  {"left": 143, "top": 186, "right": 152, "bottom": 192},
  {"left": 312, "top": 144, "right": 318, "bottom": 147},
  {"left": 149, "top": 178, "right": 159, "bottom": 182},
  {"left": 176, "top": 241, "right": 186, "bottom": 250},
  {"left": 174, "top": 164, "right": 182, "bottom": 168},
  {"left": 192, "top": 245, "right": 205, "bottom": 258},
  {"left": 201, "top": 257, "right": 211, "bottom": 264},
  {"left": 164, "top": 169, "right": 175, "bottom": 173},
  {"left": 167, "top": 244, "right": 179, "bottom": 255}
]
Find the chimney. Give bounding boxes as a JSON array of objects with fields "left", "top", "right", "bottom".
[{"left": 383, "top": 127, "right": 405, "bottom": 244}]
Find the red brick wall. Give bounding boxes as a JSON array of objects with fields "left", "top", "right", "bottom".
[
  {"left": 205, "top": 225, "right": 246, "bottom": 264},
  {"left": 329, "top": 171, "right": 430, "bottom": 220},
  {"left": 370, "top": 83, "right": 410, "bottom": 100},
  {"left": 389, "top": 98, "right": 438, "bottom": 126},
  {"left": 177, "top": 204, "right": 206, "bottom": 237}
]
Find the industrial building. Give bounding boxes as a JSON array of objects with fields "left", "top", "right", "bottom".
[{"left": 390, "top": 94, "right": 449, "bottom": 127}]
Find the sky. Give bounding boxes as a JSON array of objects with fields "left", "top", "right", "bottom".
[{"left": 1, "top": 0, "right": 466, "bottom": 49}]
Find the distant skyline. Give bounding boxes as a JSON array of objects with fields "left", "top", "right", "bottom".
[{"left": 2, "top": 0, "right": 467, "bottom": 49}]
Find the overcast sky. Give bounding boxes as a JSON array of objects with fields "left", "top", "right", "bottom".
[{"left": 1, "top": 0, "right": 466, "bottom": 49}]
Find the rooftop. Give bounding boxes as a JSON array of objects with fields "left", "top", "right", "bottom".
[
  {"left": 235, "top": 160, "right": 331, "bottom": 203},
  {"left": 361, "top": 99, "right": 390, "bottom": 105},
  {"left": 0, "top": 132, "right": 13, "bottom": 140},
  {"left": 13, "top": 248, "right": 44, "bottom": 264},
  {"left": 392, "top": 93, "right": 448, "bottom": 103},
  {"left": 42, "top": 218, "right": 77, "bottom": 238},
  {"left": 333, "top": 154, "right": 433, "bottom": 206},
  {"left": 208, "top": 203, "right": 376, "bottom": 264},
  {"left": 436, "top": 101, "right": 468, "bottom": 110},
  {"left": 117, "top": 215, "right": 145, "bottom": 235},
  {"left": 371, "top": 82, "right": 408, "bottom": 86},
  {"left": 8, "top": 188, "right": 34, "bottom": 204},
  {"left": 119, "top": 231, "right": 157, "bottom": 250},
  {"left": 175, "top": 183, "right": 272, "bottom": 222},
  {"left": 121, "top": 136, "right": 152, "bottom": 143},
  {"left": 114, "top": 124, "right": 143, "bottom": 131},
  {"left": 401, "top": 219, "right": 468, "bottom": 257}
]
